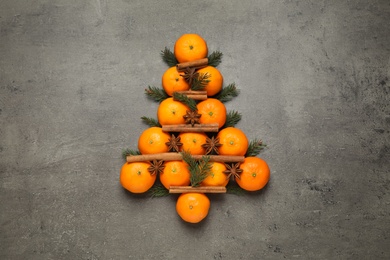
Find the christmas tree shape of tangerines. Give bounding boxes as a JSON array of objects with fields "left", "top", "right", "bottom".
[{"left": 121, "top": 34, "right": 270, "bottom": 223}]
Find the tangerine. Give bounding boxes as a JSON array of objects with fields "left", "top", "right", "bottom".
[
  {"left": 159, "top": 161, "right": 191, "bottom": 190},
  {"left": 157, "top": 97, "right": 189, "bottom": 125},
  {"left": 162, "top": 66, "right": 190, "bottom": 96},
  {"left": 179, "top": 132, "right": 208, "bottom": 155},
  {"left": 174, "top": 34, "right": 208, "bottom": 63},
  {"left": 138, "top": 127, "right": 171, "bottom": 154},
  {"left": 176, "top": 193, "right": 210, "bottom": 223},
  {"left": 120, "top": 162, "right": 156, "bottom": 193},
  {"left": 201, "top": 162, "right": 229, "bottom": 187},
  {"left": 217, "top": 127, "right": 248, "bottom": 156},
  {"left": 196, "top": 66, "right": 223, "bottom": 96},
  {"left": 236, "top": 157, "right": 270, "bottom": 191},
  {"left": 196, "top": 98, "right": 226, "bottom": 128}
]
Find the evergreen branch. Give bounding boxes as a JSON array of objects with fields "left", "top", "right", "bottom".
[
  {"left": 181, "top": 151, "right": 199, "bottom": 186},
  {"left": 181, "top": 150, "right": 198, "bottom": 172},
  {"left": 192, "top": 155, "right": 212, "bottom": 187},
  {"left": 141, "top": 116, "right": 161, "bottom": 127},
  {"left": 145, "top": 86, "right": 169, "bottom": 103},
  {"left": 191, "top": 72, "right": 210, "bottom": 91},
  {"left": 122, "top": 149, "right": 141, "bottom": 160},
  {"left": 208, "top": 51, "right": 223, "bottom": 67},
  {"left": 160, "top": 47, "right": 178, "bottom": 67},
  {"left": 181, "top": 151, "right": 212, "bottom": 187},
  {"left": 173, "top": 92, "right": 197, "bottom": 111},
  {"left": 149, "top": 183, "right": 170, "bottom": 197},
  {"left": 226, "top": 182, "right": 245, "bottom": 195},
  {"left": 215, "top": 83, "right": 240, "bottom": 102},
  {"left": 224, "top": 110, "right": 242, "bottom": 128},
  {"left": 245, "top": 139, "right": 267, "bottom": 157}
]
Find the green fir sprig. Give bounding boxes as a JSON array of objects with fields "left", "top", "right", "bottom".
[
  {"left": 195, "top": 156, "right": 212, "bottom": 187},
  {"left": 215, "top": 83, "right": 240, "bottom": 102},
  {"left": 161, "top": 47, "right": 178, "bottom": 67},
  {"left": 122, "top": 149, "right": 141, "bottom": 160},
  {"left": 224, "top": 110, "right": 242, "bottom": 128},
  {"left": 141, "top": 116, "right": 161, "bottom": 127},
  {"left": 191, "top": 72, "right": 210, "bottom": 91},
  {"left": 145, "top": 86, "right": 168, "bottom": 103},
  {"left": 181, "top": 151, "right": 212, "bottom": 187},
  {"left": 208, "top": 51, "right": 223, "bottom": 67},
  {"left": 245, "top": 139, "right": 267, "bottom": 157},
  {"left": 226, "top": 182, "right": 245, "bottom": 195},
  {"left": 173, "top": 92, "right": 197, "bottom": 111},
  {"left": 149, "top": 183, "right": 170, "bottom": 197}
]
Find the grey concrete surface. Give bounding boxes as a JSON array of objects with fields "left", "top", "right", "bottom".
[{"left": 1, "top": 0, "right": 389, "bottom": 259}]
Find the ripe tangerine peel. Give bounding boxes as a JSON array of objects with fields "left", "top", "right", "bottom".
[
  {"left": 160, "top": 161, "right": 191, "bottom": 189},
  {"left": 196, "top": 98, "right": 227, "bottom": 128},
  {"left": 176, "top": 192, "right": 210, "bottom": 223},
  {"left": 178, "top": 132, "right": 208, "bottom": 155},
  {"left": 174, "top": 34, "right": 208, "bottom": 63},
  {"left": 201, "top": 162, "right": 229, "bottom": 187},
  {"left": 120, "top": 162, "right": 156, "bottom": 193},
  {"left": 138, "top": 127, "right": 171, "bottom": 154},
  {"left": 237, "top": 157, "right": 270, "bottom": 191},
  {"left": 196, "top": 66, "right": 223, "bottom": 96},
  {"left": 217, "top": 127, "right": 249, "bottom": 156},
  {"left": 162, "top": 66, "right": 189, "bottom": 96},
  {"left": 157, "top": 97, "right": 189, "bottom": 125}
]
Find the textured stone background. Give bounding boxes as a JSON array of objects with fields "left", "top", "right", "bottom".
[{"left": 1, "top": 0, "right": 389, "bottom": 259}]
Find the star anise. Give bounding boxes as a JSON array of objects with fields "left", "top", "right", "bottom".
[
  {"left": 181, "top": 67, "right": 199, "bottom": 86},
  {"left": 202, "top": 136, "right": 222, "bottom": 155},
  {"left": 165, "top": 134, "right": 182, "bottom": 152},
  {"left": 223, "top": 162, "right": 243, "bottom": 180},
  {"left": 148, "top": 160, "right": 165, "bottom": 175},
  {"left": 183, "top": 110, "right": 202, "bottom": 126}
]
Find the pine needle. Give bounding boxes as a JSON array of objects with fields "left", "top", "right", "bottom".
[
  {"left": 141, "top": 116, "right": 161, "bottom": 127},
  {"left": 226, "top": 182, "right": 246, "bottom": 195},
  {"left": 215, "top": 83, "right": 240, "bottom": 102},
  {"left": 161, "top": 47, "right": 178, "bottom": 67},
  {"left": 149, "top": 183, "right": 170, "bottom": 198},
  {"left": 181, "top": 150, "right": 198, "bottom": 172},
  {"left": 245, "top": 139, "right": 267, "bottom": 157},
  {"left": 181, "top": 151, "right": 212, "bottom": 187},
  {"left": 122, "top": 149, "right": 141, "bottom": 160},
  {"left": 145, "top": 86, "right": 168, "bottom": 103},
  {"left": 193, "top": 156, "right": 212, "bottom": 187},
  {"left": 191, "top": 72, "right": 210, "bottom": 91},
  {"left": 173, "top": 92, "right": 197, "bottom": 111},
  {"left": 224, "top": 110, "right": 242, "bottom": 128},
  {"left": 208, "top": 51, "right": 223, "bottom": 67}
]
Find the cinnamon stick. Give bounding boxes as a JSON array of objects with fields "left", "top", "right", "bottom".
[
  {"left": 176, "top": 58, "right": 208, "bottom": 71},
  {"left": 194, "top": 155, "right": 245, "bottom": 163},
  {"left": 169, "top": 186, "right": 227, "bottom": 194},
  {"left": 126, "top": 153, "right": 182, "bottom": 163},
  {"left": 162, "top": 123, "right": 219, "bottom": 133},
  {"left": 174, "top": 90, "right": 207, "bottom": 100},
  {"left": 126, "top": 153, "right": 245, "bottom": 163}
]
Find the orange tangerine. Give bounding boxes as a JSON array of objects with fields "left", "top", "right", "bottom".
[
  {"left": 179, "top": 132, "right": 208, "bottom": 155},
  {"left": 196, "top": 66, "right": 223, "bottom": 96},
  {"left": 174, "top": 34, "right": 208, "bottom": 63},
  {"left": 138, "top": 127, "right": 171, "bottom": 154},
  {"left": 196, "top": 98, "right": 226, "bottom": 128},
  {"left": 201, "top": 162, "right": 229, "bottom": 187},
  {"left": 157, "top": 97, "right": 189, "bottom": 125},
  {"left": 162, "top": 66, "right": 190, "bottom": 96}
]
